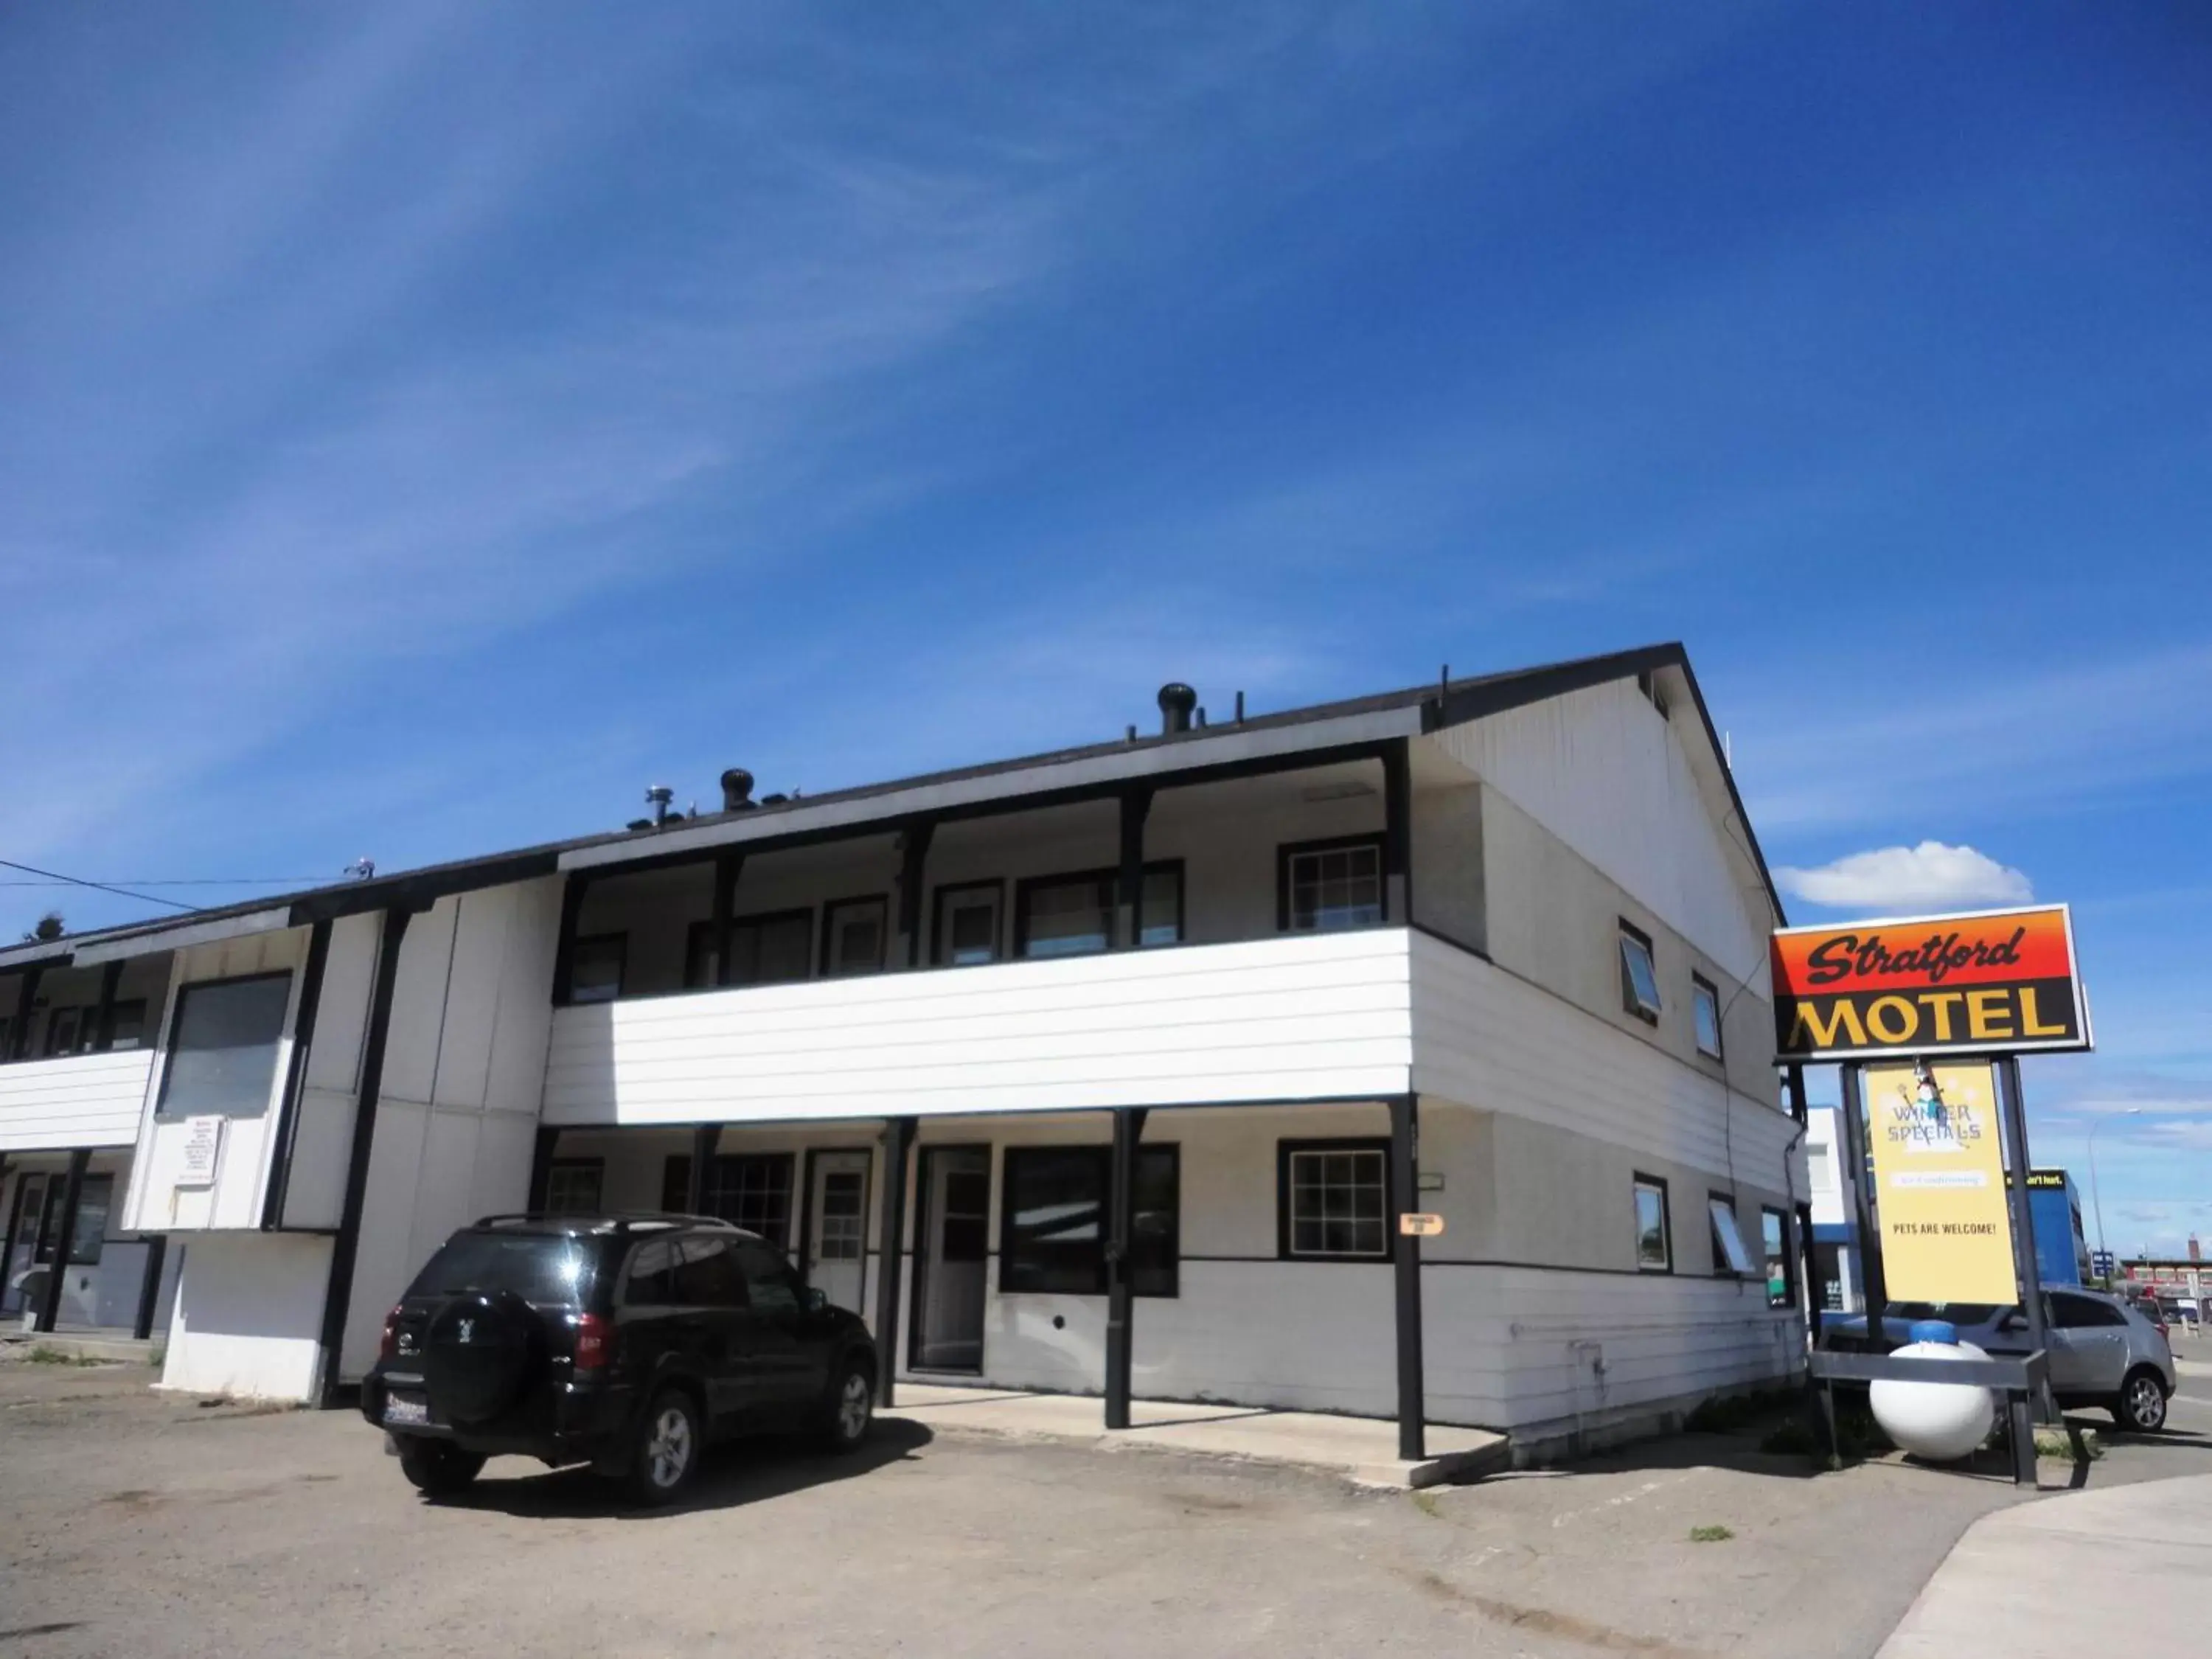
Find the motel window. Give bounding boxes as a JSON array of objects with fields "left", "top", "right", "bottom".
[
  {"left": 542, "top": 1159, "right": 605, "bottom": 1217},
  {"left": 933, "top": 882, "right": 1004, "bottom": 967},
  {"left": 1692, "top": 975, "right": 1724, "bottom": 1059},
  {"left": 41, "top": 1006, "right": 86, "bottom": 1058},
  {"left": 664, "top": 1152, "right": 796, "bottom": 1248},
  {"left": 106, "top": 1001, "right": 148, "bottom": 1051},
  {"left": 1708, "top": 1193, "right": 1754, "bottom": 1277},
  {"left": 42, "top": 1173, "right": 114, "bottom": 1266},
  {"left": 823, "top": 897, "right": 888, "bottom": 977},
  {"left": 1280, "top": 837, "right": 1385, "bottom": 933},
  {"left": 570, "top": 934, "right": 626, "bottom": 1004},
  {"left": 1000, "top": 1145, "right": 1179, "bottom": 1296},
  {"left": 1761, "top": 1207, "right": 1792, "bottom": 1309},
  {"left": 1619, "top": 922, "right": 1662, "bottom": 1023},
  {"left": 155, "top": 973, "right": 293, "bottom": 1120},
  {"left": 733, "top": 911, "right": 813, "bottom": 987},
  {"left": 686, "top": 911, "right": 813, "bottom": 989},
  {"left": 1280, "top": 1140, "right": 1391, "bottom": 1261},
  {"left": 1015, "top": 865, "right": 1183, "bottom": 959},
  {"left": 1634, "top": 1175, "right": 1672, "bottom": 1273}
]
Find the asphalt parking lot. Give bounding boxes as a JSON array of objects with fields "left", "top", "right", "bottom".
[{"left": 3, "top": 1356, "right": 2207, "bottom": 1659}]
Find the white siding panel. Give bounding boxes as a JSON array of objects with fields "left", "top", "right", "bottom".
[
  {"left": 1411, "top": 932, "right": 1801, "bottom": 1191},
  {"left": 0, "top": 1051, "right": 153, "bottom": 1151},
  {"left": 1431, "top": 680, "right": 1770, "bottom": 984},
  {"left": 545, "top": 931, "right": 1415, "bottom": 1126}
]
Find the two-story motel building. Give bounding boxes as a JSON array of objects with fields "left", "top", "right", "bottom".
[{"left": 0, "top": 644, "right": 1806, "bottom": 1460}]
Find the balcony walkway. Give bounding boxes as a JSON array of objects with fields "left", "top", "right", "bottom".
[{"left": 881, "top": 1380, "right": 1509, "bottom": 1490}]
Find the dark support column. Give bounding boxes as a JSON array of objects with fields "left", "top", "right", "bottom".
[
  {"left": 872, "top": 1116, "right": 917, "bottom": 1405},
  {"left": 8, "top": 964, "right": 45, "bottom": 1060},
  {"left": 1382, "top": 738, "right": 1413, "bottom": 925},
  {"left": 1104, "top": 1105, "right": 1150, "bottom": 1429},
  {"left": 91, "top": 961, "right": 124, "bottom": 1052},
  {"left": 549, "top": 874, "right": 590, "bottom": 1006},
  {"left": 1390, "top": 1093, "right": 1426, "bottom": 1461},
  {"left": 1840, "top": 1062, "right": 1888, "bottom": 1348},
  {"left": 526, "top": 1125, "right": 561, "bottom": 1212},
  {"left": 685, "top": 1123, "right": 722, "bottom": 1215},
  {"left": 1997, "top": 1054, "right": 2055, "bottom": 1428},
  {"left": 133, "top": 1234, "right": 169, "bottom": 1340},
  {"left": 711, "top": 854, "right": 743, "bottom": 988},
  {"left": 1115, "top": 789, "right": 1153, "bottom": 950},
  {"left": 897, "top": 821, "right": 936, "bottom": 969},
  {"left": 261, "top": 919, "right": 333, "bottom": 1230},
  {"left": 35, "top": 1149, "right": 90, "bottom": 1334},
  {"left": 316, "top": 905, "right": 414, "bottom": 1408}
]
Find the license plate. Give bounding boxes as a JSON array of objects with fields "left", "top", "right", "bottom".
[{"left": 383, "top": 1393, "right": 430, "bottom": 1427}]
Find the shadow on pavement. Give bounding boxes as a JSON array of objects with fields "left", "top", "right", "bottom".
[{"left": 428, "top": 1418, "right": 933, "bottom": 1520}]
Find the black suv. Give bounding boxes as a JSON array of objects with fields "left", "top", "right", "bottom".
[{"left": 361, "top": 1214, "right": 878, "bottom": 1504}]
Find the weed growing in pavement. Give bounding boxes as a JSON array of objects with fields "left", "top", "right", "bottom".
[
  {"left": 1688, "top": 1525, "right": 1734, "bottom": 1543},
  {"left": 1410, "top": 1489, "right": 1445, "bottom": 1519},
  {"left": 27, "top": 1346, "right": 108, "bottom": 1367}
]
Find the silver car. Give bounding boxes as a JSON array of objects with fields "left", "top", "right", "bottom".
[{"left": 1826, "top": 1284, "right": 2178, "bottom": 1432}]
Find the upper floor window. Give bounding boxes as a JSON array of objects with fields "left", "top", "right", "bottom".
[
  {"left": 1618, "top": 922, "right": 1661, "bottom": 1023},
  {"left": 1280, "top": 835, "right": 1385, "bottom": 933},
  {"left": 1708, "top": 1193, "right": 1753, "bottom": 1277},
  {"left": 933, "top": 881, "right": 1004, "bottom": 967},
  {"left": 686, "top": 910, "right": 813, "bottom": 991},
  {"left": 1691, "top": 974, "right": 1723, "bottom": 1058},
  {"left": 823, "top": 897, "right": 888, "bottom": 976},
  {"left": 1760, "top": 1207, "right": 1792, "bottom": 1309},
  {"left": 154, "top": 973, "right": 293, "bottom": 1120},
  {"left": 1015, "top": 865, "right": 1183, "bottom": 959},
  {"left": 570, "top": 934, "right": 625, "bottom": 1004},
  {"left": 1633, "top": 1175, "right": 1672, "bottom": 1272}
]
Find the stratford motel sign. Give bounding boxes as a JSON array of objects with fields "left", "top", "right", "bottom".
[{"left": 1771, "top": 904, "right": 2093, "bottom": 1062}]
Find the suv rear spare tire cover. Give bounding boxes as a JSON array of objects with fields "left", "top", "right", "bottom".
[{"left": 422, "top": 1290, "right": 540, "bottom": 1425}]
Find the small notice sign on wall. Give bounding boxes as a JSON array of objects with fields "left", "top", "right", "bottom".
[
  {"left": 1399, "top": 1213, "right": 1445, "bottom": 1238},
  {"left": 176, "top": 1116, "right": 223, "bottom": 1188}
]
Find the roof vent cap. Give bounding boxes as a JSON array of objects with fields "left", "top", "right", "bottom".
[
  {"left": 721, "top": 768, "right": 757, "bottom": 812},
  {"left": 1157, "top": 682, "right": 1197, "bottom": 736}
]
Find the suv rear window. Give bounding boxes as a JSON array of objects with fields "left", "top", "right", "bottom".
[{"left": 409, "top": 1232, "right": 598, "bottom": 1306}]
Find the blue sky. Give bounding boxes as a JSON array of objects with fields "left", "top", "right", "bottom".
[{"left": 4, "top": 6, "right": 2208, "bottom": 1248}]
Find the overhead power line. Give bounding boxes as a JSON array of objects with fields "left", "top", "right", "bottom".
[
  {"left": 0, "top": 857, "right": 202, "bottom": 914},
  {"left": 0, "top": 877, "right": 328, "bottom": 888}
]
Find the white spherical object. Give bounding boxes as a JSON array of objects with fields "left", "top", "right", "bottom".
[{"left": 1870, "top": 1339, "right": 1997, "bottom": 1462}]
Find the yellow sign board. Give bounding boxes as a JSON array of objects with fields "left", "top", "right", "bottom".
[
  {"left": 1865, "top": 1061, "right": 2017, "bottom": 1304},
  {"left": 1398, "top": 1213, "right": 1445, "bottom": 1238}
]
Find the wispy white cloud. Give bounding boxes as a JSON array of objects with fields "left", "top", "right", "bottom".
[
  {"left": 1734, "top": 644, "right": 2212, "bottom": 835},
  {"left": 1775, "top": 841, "right": 2032, "bottom": 912}
]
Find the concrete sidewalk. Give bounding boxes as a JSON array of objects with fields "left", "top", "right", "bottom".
[
  {"left": 1879, "top": 1472, "right": 2212, "bottom": 1656},
  {"left": 880, "top": 1382, "right": 1510, "bottom": 1489}
]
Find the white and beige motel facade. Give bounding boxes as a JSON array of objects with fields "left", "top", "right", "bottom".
[{"left": 0, "top": 645, "right": 1809, "bottom": 1459}]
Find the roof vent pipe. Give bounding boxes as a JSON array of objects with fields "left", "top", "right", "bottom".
[
  {"left": 721, "top": 768, "right": 757, "bottom": 812},
  {"left": 1157, "top": 683, "right": 1197, "bottom": 736},
  {"left": 646, "top": 785, "right": 675, "bottom": 826}
]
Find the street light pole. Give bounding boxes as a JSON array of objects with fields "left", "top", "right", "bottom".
[{"left": 2087, "top": 1107, "right": 2143, "bottom": 1283}]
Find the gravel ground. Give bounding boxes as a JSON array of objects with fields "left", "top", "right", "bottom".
[{"left": 0, "top": 1355, "right": 2197, "bottom": 1658}]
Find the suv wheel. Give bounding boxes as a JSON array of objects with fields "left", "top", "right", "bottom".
[
  {"left": 397, "top": 1438, "right": 486, "bottom": 1497},
  {"left": 818, "top": 1360, "right": 874, "bottom": 1453},
  {"left": 2114, "top": 1367, "right": 2168, "bottom": 1433},
  {"left": 626, "top": 1388, "right": 702, "bottom": 1506}
]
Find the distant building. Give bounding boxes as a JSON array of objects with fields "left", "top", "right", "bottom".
[
  {"left": 2011, "top": 1169, "right": 2090, "bottom": 1287},
  {"left": 1804, "top": 1105, "right": 1861, "bottom": 1312}
]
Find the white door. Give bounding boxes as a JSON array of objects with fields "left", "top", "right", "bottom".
[
  {"left": 806, "top": 1151, "right": 871, "bottom": 1318},
  {"left": 916, "top": 1149, "right": 990, "bottom": 1371}
]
